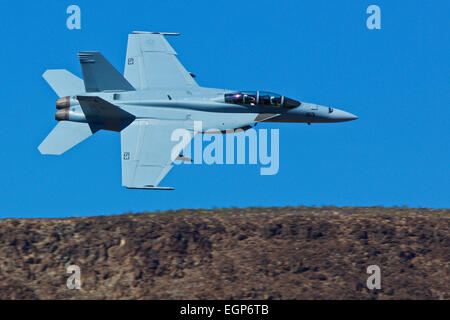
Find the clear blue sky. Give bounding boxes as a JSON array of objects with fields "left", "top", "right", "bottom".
[{"left": 0, "top": 1, "right": 448, "bottom": 218}]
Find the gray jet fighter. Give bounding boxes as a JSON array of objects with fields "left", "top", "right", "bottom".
[{"left": 39, "top": 31, "right": 357, "bottom": 190}]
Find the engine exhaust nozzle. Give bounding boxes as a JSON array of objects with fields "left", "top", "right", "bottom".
[
  {"left": 55, "top": 108, "right": 69, "bottom": 121},
  {"left": 56, "top": 96, "right": 70, "bottom": 109}
]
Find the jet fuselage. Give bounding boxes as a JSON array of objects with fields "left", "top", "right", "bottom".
[{"left": 60, "top": 87, "right": 358, "bottom": 133}]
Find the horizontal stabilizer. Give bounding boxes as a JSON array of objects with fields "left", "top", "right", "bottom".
[
  {"left": 78, "top": 52, "right": 135, "bottom": 92},
  {"left": 38, "top": 121, "right": 101, "bottom": 155},
  {"left": 42, "top": 69, "right": 84, "bottom": 97}
]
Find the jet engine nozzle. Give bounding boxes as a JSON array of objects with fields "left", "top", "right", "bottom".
[
  {"left": 55, "top": 108, "right": 69, "bottom": 121},
  {"left": 55, "top": 107, "right": 87, "bottom": 122},
  {"left": 56, "top": 96, "right": 71, "bottom": 109}
]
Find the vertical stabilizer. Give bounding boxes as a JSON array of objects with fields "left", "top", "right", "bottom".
[{"left": 78, "top": 52, "right": 135, "bottom": 92}]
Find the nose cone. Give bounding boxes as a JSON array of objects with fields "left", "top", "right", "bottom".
[{"left": 329, "top": 108, "right": 358, "bottom": 122}]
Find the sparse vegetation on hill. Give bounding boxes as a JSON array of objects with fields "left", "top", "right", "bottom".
[{"left": 0, "top": 206, "right": 448, "bottom": 299}]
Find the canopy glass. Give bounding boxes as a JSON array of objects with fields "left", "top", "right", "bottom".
[{"left": 224, "top": 91, "right": 301, "bottom": 108}]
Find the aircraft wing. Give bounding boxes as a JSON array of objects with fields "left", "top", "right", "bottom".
[
  {"left": 124, "top": 31, "right": 198, "bottom": 89},
  {"left": 121, "top": 119, "right": 195, "bottom": 189}
]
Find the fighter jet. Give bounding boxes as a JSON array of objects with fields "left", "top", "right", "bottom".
[{"left": 38, "top": 31, "right": 357, "bottom": 190}]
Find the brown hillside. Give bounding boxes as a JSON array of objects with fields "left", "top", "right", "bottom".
[{"left": 0, "top": 206, "right": 448, "bottom": 299}]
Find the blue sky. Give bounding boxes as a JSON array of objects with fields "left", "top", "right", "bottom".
[{"left": 0, "top": 1, "right": 448, "bottom": 218}]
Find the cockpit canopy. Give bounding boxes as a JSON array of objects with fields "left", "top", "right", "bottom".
[{"left": 224, "top": 91, "right": 301, "bottom": 108}]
